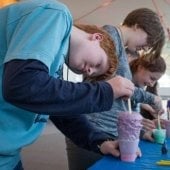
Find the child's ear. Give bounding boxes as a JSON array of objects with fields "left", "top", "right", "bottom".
[
  {"left": 131, "top": 24, "right": 137, "bottom": 31},
  {"left": 91, "top": 33, "right": 103, "bottom": 41}
]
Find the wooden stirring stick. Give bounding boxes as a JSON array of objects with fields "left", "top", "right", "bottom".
[
  {"left": 128, "top": 98, "right": 132, "bottom": 114},
  {"left": 157, "top": 114, "right": 161, "bottom": 130}
]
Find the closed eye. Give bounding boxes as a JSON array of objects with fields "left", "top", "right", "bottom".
[
  {"left": 96, "top": 63, "right": 101, "bottom": 68},
  {"left": 150, "top": 76, "right": 156, "bottom": 81}
]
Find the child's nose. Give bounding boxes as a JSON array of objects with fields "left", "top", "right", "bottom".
[
  {"left": 86, "top": 67, "right": 95, "bottom": 76},
  {"left": 148, "top": 81, "right": 155, "bottom": 87}
]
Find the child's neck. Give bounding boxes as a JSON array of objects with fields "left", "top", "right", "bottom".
[{"left": 117, "top": 25, "right": 130, "bottom": 47}]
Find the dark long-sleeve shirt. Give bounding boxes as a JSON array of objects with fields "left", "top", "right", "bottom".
[
  {"left": 3, "top": 59, "right": 113, "bottom": 116},
  {"left": 3, "top": 59, "right": 114, "bottom": 153}
]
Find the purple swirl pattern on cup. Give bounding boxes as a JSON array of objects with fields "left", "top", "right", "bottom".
[{"left": 118, "top": 112, "right": 143, "bottom": 140}]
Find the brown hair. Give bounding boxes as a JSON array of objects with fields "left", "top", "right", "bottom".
[
  {"left": 146, "top": 82, "right": 158, "bottom": 95},
  {"left": 75, "top": 24, "right": 118, "bottom": 81},
  {"left": 123, "top": 8, "right": 165, "bottom": 58},
  {"left": 130, "top": 53, "right": 166, "bottom": 75}
]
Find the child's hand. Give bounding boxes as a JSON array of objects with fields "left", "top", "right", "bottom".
[
  {"left": 107, "top": 76, "right": 134, "bottom": 99},
  {"left": 99, "top": 140, "right": 142, "bottom": 158},
  {"left": 99, "top": 140, "right": 120, "bottom": 157},
  {"left": 152, "top": 96, "right": 164, "bottom": 115},
  {"left": 153, "top": 119, "right": 165, "bottom": 129},
  {"left": 142, "top": 130, "right": 154, "bottom": 142},
  {"left": 142, "top": 118, "right": 156, "bottom": 131}
]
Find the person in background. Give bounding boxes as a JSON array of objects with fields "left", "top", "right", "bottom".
[
  {"left": 0, "top": 0, "right": 136, "bottom": 169},
  {"left": 51, "top": 8, "right": 165, "bottom": 170},
  {"left": 126, "top": 49, "right": 166, "bottom": 132},
  {"left": 167, "top": 99, "right": 170, "bottom": 120},
  {"left": 130, "top": 56, "right": 165, "bottom": 91},
  {"left": 129, "top": 54, "right": 166, "bottom": 140}
]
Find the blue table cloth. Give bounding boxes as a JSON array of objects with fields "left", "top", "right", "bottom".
[{"left": 88, "top": 139, "right": 170, "bottom": 170}]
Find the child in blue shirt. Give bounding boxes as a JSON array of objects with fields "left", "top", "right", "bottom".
[{"left": 0, "top": 0, "right": 136, "bottom": 169}]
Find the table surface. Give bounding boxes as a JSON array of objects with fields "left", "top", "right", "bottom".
[{"left": 88, "top": 139, "right": 170, "bottom": 170}]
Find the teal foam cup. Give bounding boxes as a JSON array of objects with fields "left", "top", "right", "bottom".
[{"left": 152, "top": 129, "right": 166, "bottom": 144}]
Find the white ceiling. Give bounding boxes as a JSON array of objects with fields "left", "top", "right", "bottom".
[{"left": 60, "top": 0, "right": 170, "bottom": 77}]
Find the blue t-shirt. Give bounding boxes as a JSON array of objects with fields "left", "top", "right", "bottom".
[{"left": 0, "top": 0, "right": 72, "bottom": 169}]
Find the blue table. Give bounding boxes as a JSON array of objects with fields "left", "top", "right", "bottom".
[{"left": 88, "top": 139, "right": 170, "bottom": 170}]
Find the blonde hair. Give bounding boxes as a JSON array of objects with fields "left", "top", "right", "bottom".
[{"left": 75, "top": 24, "right": 118, "bottom": 82}]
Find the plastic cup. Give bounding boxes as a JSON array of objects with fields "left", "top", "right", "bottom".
[
  {"left": 117, "top": 112, "right": 142, "bottom": 162},
  {"left": 119, "top": 139, "right": 139, "bottom": 162},
  {"left": 165, "top": 120, "right": 170, "bottom": 138},
  {"left": 152, "top": 129, "right": 166, "bottom": 144}
]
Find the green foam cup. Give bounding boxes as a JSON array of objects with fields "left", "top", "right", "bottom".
[{"left": 153, "top": 129, "right": 166, "bottom": 144}]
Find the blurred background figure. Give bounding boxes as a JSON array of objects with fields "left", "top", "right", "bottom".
[
  {"left": 167, "top": 99, "right": 170, "bottom": 120},
  {"left": 130, "top": 54, "right": 166, "bottom": 132}
]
